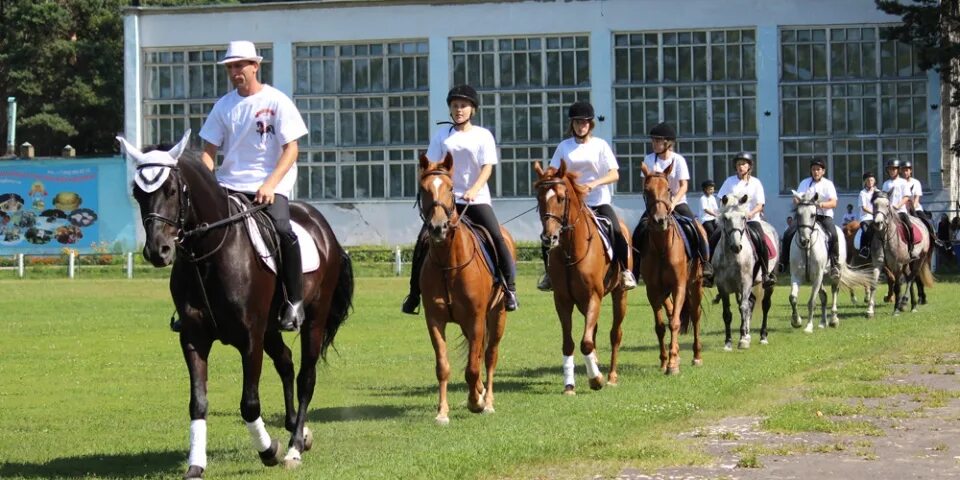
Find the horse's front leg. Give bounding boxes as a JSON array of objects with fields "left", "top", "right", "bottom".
[
  {"left": 805, "top": 275, "right": 823, "bottom": 333},
  {"left": 581, "top": 295, "right": 605, "bottom": 390},
  {"left": 182, "top": 332, "right": 213, "bottom": 480},
  {"left": 866, "top": 266, "right": 879, "bottom": 318},
  {"left": 738, "top": 282, "right": 753, "bottom": 349},
  {"left": 789, "top": 278, "right": 802, "bottom": 328},
  {"left": 462, "top": 308, "right": 486, "bottom": 414},
  {"left": 720, "top": 289, "right": 734, "bottom": 351},
  {"left": 608, "top": 288, "right": 627, "bottom": 386},
  {"left": 648, "top": 287, "right": 668, "bottom": 372},
  {"left": 238, "top": 336, "right": 282, "bottom": 469},
  {"left": 666, "top": 284, "right": 686, "bottom": 375},
  {"left": 554, "top": 293, "right": 577, "bottom": 395},
  {"left": 481, "top": 304, "right": 506, "bottom": 414},
  {"left": 426, "top": 317, "right": 451, "bottom": 424}
]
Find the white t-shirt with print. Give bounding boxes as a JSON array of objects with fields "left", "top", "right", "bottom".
[
  {"left": 549, "top": 137, "right": 619, "bottom": 207},
  {"left": 425, "top": 125, "right": 498, "bottom": 206},
  {"left": 881, "top": 177, "right": 909, "bottom": 214},
  {"left": 199, "top": 85, "right": 308, "bottom": 197},
  {"left": 642, "top": 151, "right": 691, "bottom": 206},
  {"left": 717, "top": 175, "right": 766, "bottom": 223},
  {"left": 904, "top": 178, "right": 924, "bottom": 211},
  {"left": 699, "top": 194, "right": 718, "bottom": 222},
  {"left": 797, "top": 176, "right": 838, "bottom": 218},
  {"left": 859, "top": 188, "right": 877, "bottom": 221}
]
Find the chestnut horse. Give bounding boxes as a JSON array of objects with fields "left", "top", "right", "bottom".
[
  {"left": 533, "top": 160, "right": 630, "bottom": 395},
  {"left": 416, "top": 153, "right": 515, "bottom": 425},
  {"left": 634, "top": 161, "right": 703, "bottom": 374},
  {"left": 120, "top": 131, "right": 353, "bottom": 478}
]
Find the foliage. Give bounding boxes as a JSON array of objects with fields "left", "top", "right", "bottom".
[{"left": 876, "top": 0, "right": 960, "bottom": 153}]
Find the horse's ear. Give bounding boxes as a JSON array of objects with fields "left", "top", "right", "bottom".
[
  {"left": 557, "top": 158, "right": 567, "bottom": 178},
  {"left": 739, "top": 194, "right": 748, "bottom": 205},
  {"left": 791, "top": 189, "right": 801, "bottom": 200},
  {"left": 167, "top": 129, "right": 192, "bottom": 161},
  {"left": 663, "top": 160, "right": 674, "bottom": 177},
  {"left": 533, "top": 161, "right": 544, "bottom": 177},
  {"left": 442, "top": 152, "right": 454, "bottom": 172},
  {"left": 812, "top": 192, "right": 820, "bottom": 202},
  {"left": 418, "top": 152, "right": 430, "bottom": 171}
]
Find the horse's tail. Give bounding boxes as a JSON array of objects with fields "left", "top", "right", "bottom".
[
  {"left": 838, "top": 262, "right": 875, "bottom": 293},
  {"left": 918, "top": 249, "right": 935, "bottom": 288},
  {"left": 321, "top": 248, "right": 354, "bottom": 360}
]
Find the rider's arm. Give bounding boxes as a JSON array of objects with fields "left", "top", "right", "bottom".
[
  {"left": 200, "top": 142, "right": 219, "bottom": 172},
  {"left": 586, "top": 168, "right": 619, "bottom": 191},
  {"left": 464, "top": 164, "right": 493, "bottom": 202},
  {"left": 672, "top": 180, "right": 688, "bottom": 208},
  {"left": 255, "top": 140, "right": 299, "bottom": 204},
  {"left": 818, "top": 197, "right": 837, "bottom": 210}
]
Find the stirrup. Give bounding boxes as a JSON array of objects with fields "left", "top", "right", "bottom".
[
  {"left": 504, "top": 288, "right": 518, "bottom": 312},
  {"left": 620, "top": 270, "right": 637, "bottom": 290},
  {"left": 279, "top": 300, "right": 304, "bottom": 332},
  {"left": 537, "top": 274, "right": 553, "bottom": 292}
]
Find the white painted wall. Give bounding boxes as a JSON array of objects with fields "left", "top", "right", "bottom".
[{"left": 125, "top": 0, "right": 927, "bottom": 246}]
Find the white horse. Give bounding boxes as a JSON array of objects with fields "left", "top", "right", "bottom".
[
  {"left": 712, "top": 194, "right": 780, "bottom": 350},
  {"left": 789, "top": 190, "right": 875, "bottom": 332},
  {"left": 866, "top": 194, "right": 934, "bottom": 316}
]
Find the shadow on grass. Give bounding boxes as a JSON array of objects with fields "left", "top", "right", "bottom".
[
  {"left": 0, "top": 451, "right": 182, "bottom": 479},
  {"left": 304, "top": 404, "right": 411, "bottom": 423}
]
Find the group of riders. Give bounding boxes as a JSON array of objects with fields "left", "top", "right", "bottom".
[{"left": 398, "top": 84, "right": 942, "bottom": 315}]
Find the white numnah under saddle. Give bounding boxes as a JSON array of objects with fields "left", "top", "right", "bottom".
[{"left": 229, "top": 197, "right": 321, "bottom": 275}]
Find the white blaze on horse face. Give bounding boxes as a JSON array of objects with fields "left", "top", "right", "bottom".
[
  {"left": 544, "top": 189, "right": 556, "bottom": 202},
  {"left": 188, "top": 419, "right": 208, "bottom": 469},
  {"left": 431, "top": 177, "right": 443, "bottom": 199}
]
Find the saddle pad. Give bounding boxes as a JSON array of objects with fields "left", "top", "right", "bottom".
[
  {"left": 762, "top": 233, "right": 778, "bottom": 260},
  {"left": 896, "top": 222, "right": 924, "bottom": 247},
  {"left": 588, "top": 211, "right": 614, "bottom": 261},
  {"left": 467, "top": 224, "right": 497, "bottom": 277},
  {"left": 230, "top": 197, "right": 321, "bottom": 275},
  {"left": 853, "top": 229, "right": 862, "bottom": 251}
]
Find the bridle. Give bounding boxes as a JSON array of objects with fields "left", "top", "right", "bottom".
[
  {"left": 794, "top": 200, "right": 821, "bottom": 250},
  {"left": 536, "top": 177, "right": 593, "bottom": 266},
  {"left": 418, "top": 168, "right": 465, "bottom": 228}
]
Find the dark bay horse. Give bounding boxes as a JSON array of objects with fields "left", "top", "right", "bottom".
[
  {"left": 417, "top": 153, "right": 514, "bottom": 425},
  {"left": 633, "top": 161, "right": 703, "bottom": 375},
  {"left": 533, "top": 160, "right": 629, "bottom": 394},
  {"left": 119, "top": 131, "right": 353, "bottom": 478}
]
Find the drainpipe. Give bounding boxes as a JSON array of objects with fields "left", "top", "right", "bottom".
[{"left": 5, "top": 97, "right": 15, "bottom": 156}]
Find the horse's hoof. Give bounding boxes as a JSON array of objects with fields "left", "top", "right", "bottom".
[
  {"left": 258, "top": 439, "right": 281, "bottom": 467},
  {"left": 791, "top": 319, "right": 802, "bottom": 329},
  {"left": 482, "top": 405, "right": 495, "bottom": 415},
  {"left": 282, "top": 446, "right": 302, "bottom": 469},
  {"left": 435, "top": 415, "right": 450, "bottom": 426},
  {"left": 818, "top": 323, "right": 825, "bottom": 329},
  {"left": 760, "top": 338, "right": 769, "bottom": 345},
  {"left": 724, "top": 342, "right": 733, "bottom": 351},
  {"left": 562, "top": 384, "right": 576, "bottom": 395},
  {"left": 665, "top": 366, "right": 680, "bottom": 375},
  {"left": 183, "top": 465, "right": 204, "bottom": 480},
  {"left": 467, "top": 398, "right": 486, "bottom": 413},
  {"left": 804, "top": 326, "right": 814, "bottom": 334},
  {"left": 303, "top": 426, "right": 313, "bottom": 452},
  {"left": 608, "top": 373, "right": 619, "bottom": 386},
  {"left": 692, "top": 358, "right": 703, "bottom": 367},
  {"left": 588, "top": 375, "right": 605, "bottom": 391},
  {"left": 738, "top": 338, "right": 750, "bottom": 349},
  {"left": 829, "top": 320, "right": 839, "bottom": 328},
  {"left": 911, "top": 308, "right": 918, "bottom": 313}
]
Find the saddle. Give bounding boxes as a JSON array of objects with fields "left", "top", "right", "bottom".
[
  {"left": 896, "top": 221, "right": 924, "bottom": 247},
  {"left": 229, "top": 195, "right": 320, "bottom": 274},
  {"left": 673, "top": 214, "right": 702, "bottom": 261},
  {"left": 457, "top": 216, "right": 504, "bottom": 286},
  {"left": 589, "top": 211, "right": 615, "bottom": 261}
]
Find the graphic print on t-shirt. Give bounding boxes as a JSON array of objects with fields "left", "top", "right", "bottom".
[{"left": 255, "top": 108, "right": 277, "bottom": 144}]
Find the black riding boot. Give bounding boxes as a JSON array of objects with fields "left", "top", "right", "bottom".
[
  {"left": 279, "top": 236, "right": 305, "bottom": 331},
  {"left": 859, "top": 223, "right": 872, "bottom": 258},
  {"left": 828, "top": 237, "right": 841, "bottom": 279},
  {"left": 698, "top": 226, "right": 714, "bottom": 287},
  {"left": 537, "top": 245, "right": 552, "bottom": 291},
  {"left": 401, "top": 234, "right": 428, "bottom": 315}
]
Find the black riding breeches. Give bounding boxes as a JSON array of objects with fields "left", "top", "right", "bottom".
[
  {"left": 817, "top": 215, "right": 838, "bottom": 260},
  {"left": 634, "top": 202, "right": 707, "bottom": 262},
  {"left": 229, "top": 190, "right": 295, "bottom": 242},
  {"left": 702, "top": 219, "right": 717, "bottom": 240},
  {"left": 458, "top": 203, "right": 516, "bottom": 288}
]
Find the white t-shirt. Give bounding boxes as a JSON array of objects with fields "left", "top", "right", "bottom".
[
  {"left": 881, "top": 177, "right": 909, "bottom": 214},
  {"left": 699, "top": 194, "right": 718, "bottom": 222},
  {"left": 797, "top": 176, "right": 838, "bottom": 218},
  {"left": 425, "top": 125, "right": 498, "bottom": 206},
  {"left": 549, "top": 137, "right": 619, "bottom": 207},
  {"left": 199, "top": 85, "right": 308, "bottom": 197},
  {"left": 904, "top": 177, "right": 924, "bottom": 211},
  {"left": 859, "top": 188, "right": 877, "bottom": 221},
  {"left": 642, "top": 151, "right": 691, "bottom": 205},
  {"left": 717, "top": 175, "right": 766, "bottom": 223}
]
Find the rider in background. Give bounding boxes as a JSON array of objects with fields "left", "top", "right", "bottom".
[
  {"left": 198, "top": 40, "right": 308, "bottom": 332},
  {"left": 881, "top": 158, "right": 915, "bottom": 258},
  {"left": 784, "top": 158, "right": 841, "bottom": 280},
  {"left": 632, "top": 122, "right": 713, "bottom": 284},
  {"left": 537, "top": 101, "right": 637, "bottom": 292},
  {"left": 857, "top": 172, "right": 878, "bottom": 258},
  {"left": 713, "top": 152, "right": 774, "bottom": 287},
  {"left": 401, "top": 85, "right": 518, "bottom": 314},
  {"left": 698, "top": 179, "right": 718, "bottom": 240},
  {"left": 900, "top": 160, "right": 941, "bottom": 249}
]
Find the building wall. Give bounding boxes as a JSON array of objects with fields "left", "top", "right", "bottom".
[{"left": 124, "top": 0, "right": 946, "bottom": 246}]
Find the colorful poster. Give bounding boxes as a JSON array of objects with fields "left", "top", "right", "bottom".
[{"left": 0, "top": 164, "right": 100, "bottom": 253}]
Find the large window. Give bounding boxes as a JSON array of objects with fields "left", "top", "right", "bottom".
[
  {"left": 613, "top": 29, "right": 758, "bottom": 193},
  {"left": 294, "top": 41, "right": 429, "bottom": 200},
  {"left": 142, "top": 46, "right": 273, "bottom": 146},
  {"left": 779, "top": 26, "right": 926, "bottom": 192},
  {"left": 452, "top": 35, "right": 590, "bottom": 198}
]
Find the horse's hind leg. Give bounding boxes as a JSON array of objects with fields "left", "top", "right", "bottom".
[
  {"left": 721, "top": 291, "right": 734, "bottom": 351},
  {"left": 482, "top": 307, "right": 506, "bottom": 414},
  {"left": 182, "top": 332, "right": 214, "bottom": 479},
  {"left": 738, "top": 286, "right": 753, "bottom": 349},
  {"left": 760, "top": 285, "right": 773, "bottom": 344},
  {"left": 263, "top": 330, "right": 296, "bottom": 433},
  {"left": 607, "top": 289, "right": 627, "bottom": 386},
  {"left": 829, "top": 284, "right": 840, "bottom": 328},
  {"left": 581, "top": 296, "right": 605, "bottom": 390}
]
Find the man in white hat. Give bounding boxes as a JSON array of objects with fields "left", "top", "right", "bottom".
[{"left": 199, "top": 40, "right": 309, "bottom": 331}]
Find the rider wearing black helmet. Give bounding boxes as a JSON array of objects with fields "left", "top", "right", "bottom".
[
  {"left": 881, "top": 158, "right": 916, "bottom": 257},
  {"left": 900, "top": 160, "right": 942, "bottom": 250},
  {"left": 402, "top": 85, "right": 519, "bottom": 314},
  {"left": 713, "top": 151, "right": 775, "bottom": 287},
  {"left": 537, "top": 101, "right": 637, "bottom": 292},
  {"left": 632, "top": 122, "right": 714, "bottom": 283}
]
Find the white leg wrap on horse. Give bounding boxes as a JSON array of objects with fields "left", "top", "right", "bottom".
[
  {"left": 245, "top": 417, "right": 272, "bottom": 452},
  {"left": 188, "top": 419, "right": 207, "bottom": 469},
  {"left": 584, "top": 351, "right": 601, "bottom": 379},
  {"left": 562, "top": 355, "right": 575, "bottom": 386}
]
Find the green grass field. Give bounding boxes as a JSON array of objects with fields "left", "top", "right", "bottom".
[{"left": 0, "top": 274, "right": 958, "bottom": 479}]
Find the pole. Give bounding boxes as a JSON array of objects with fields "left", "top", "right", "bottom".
[
  {"left": 17, "top": 253, "right": 24, "bottom": 278},
  {"left": 68, "top": 251, "right": 76, "bottom": 279},
  {"left": 127, "top": 252, "right": 134, "bottom": 279},
  {"left": 395, "top": 245, "right": 402, "bottom": 276},
  {"left": 5, "top": 97, "right": 15, "bottom": 156}
]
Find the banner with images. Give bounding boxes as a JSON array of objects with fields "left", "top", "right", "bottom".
[{"left": 0, "top": 164, "right": 100, "bottom": 253}]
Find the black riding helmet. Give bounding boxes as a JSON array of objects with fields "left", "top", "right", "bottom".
[
  {"left": 446, "top": 85, "right": 479, "bottom": 107},
  {"left": 568, "top": 101, "right": 595, "bottom": 120},
  {"left": 701, "top": 179, "right": 715, "bottom": 190},
  {"left": 863, "top": 171, "right": 876, "bottom": 180},
  {"left": 649, "top": 122, "right": 676, "bottom": 140},
  {"left": 732, "top": 151, "right": 754, "bottom": 165},
  {"left": 810, "top": 158, "right": 827, "bottom": 169},
  {"left": 900, "top": 160, "right": 913, "bottom": 169}
]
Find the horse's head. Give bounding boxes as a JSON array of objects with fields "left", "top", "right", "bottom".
[
  {"left": 872, "top": 191, "right": 891, "bottom": 233},
  {"left": 718, "top": 194, "right": 749, "bottom": 254},
  {"left": 792, "top": 189, "right": 819, "bottom": 249},
  {"left": 641, "top": 161, "right": 674, "bottom": 230},
  {"left": 418, "top": 153, "right": 457, "bottom": 244},
  {"left": 119, "top": 130, "right": 191, "bottom": 267},
  {"left": 533, "top": 159, "right": 584, "bottom": 250}
]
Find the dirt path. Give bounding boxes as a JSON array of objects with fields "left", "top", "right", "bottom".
[{"left": 607, "top": 357, "right": 960, "bottom": 480}]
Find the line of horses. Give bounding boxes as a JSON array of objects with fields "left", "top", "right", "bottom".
[{"left": 122, "top": 138, "right": 935, "bottom": 478}]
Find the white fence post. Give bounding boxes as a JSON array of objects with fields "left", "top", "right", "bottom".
[
  {"left": 395, "top": 245, "right": 402, "bottom": 276},
  {"left": 126, "top": 252, "right": 134, "bottom": 279},
  {"left": 68, "top": 251, "right": 76, "bottom": 279},
  {"left": 17, "top": 253, "right": 24, "bottom": 278}
]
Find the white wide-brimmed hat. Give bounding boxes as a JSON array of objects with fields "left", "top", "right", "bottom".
[{"left": 218, "top": 40, "right": 263, "bottom": 64}]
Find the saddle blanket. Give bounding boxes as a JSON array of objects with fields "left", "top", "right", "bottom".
[
  {"left": 229, "top": 197, "right": 321, "bottom": 275},
  {"left": 588, "top": 211, "right": 614, "bottom": 261},
  {"left": 896, "top": 222, "right": 924, "bottom": 247},
  {"left": 762, "top": 233, "right": 778, "bottom": 261}
]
